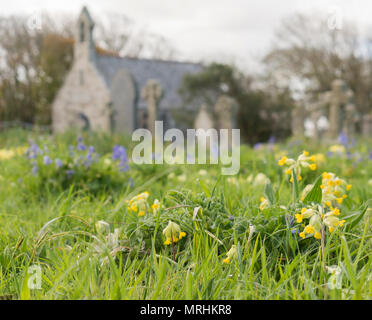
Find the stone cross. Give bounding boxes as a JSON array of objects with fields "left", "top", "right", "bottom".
[
  {"left": 291, "top": 102, "right": 305, "bottom": 136},
  {"left": 141, "top": 80, "right": 163, "bottom": 135},
  {"left": 321, "top": 79, "right": 354, "bottom": 138},
  {"left": 308, "top": 101, "right": 323, "bottom": 140},
  {"left": 214, "top": 95, "right": 239, "bottom": 149}
]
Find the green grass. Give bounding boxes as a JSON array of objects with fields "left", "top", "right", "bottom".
[{"left": 0, "top": 129, "right": 371, "bottom": 300}]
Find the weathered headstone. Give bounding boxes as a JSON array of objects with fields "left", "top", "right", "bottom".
[
  {"left": 321, "top": 79, "right": 354, "bottom": 138},
  {"left": 291, "top": 103, "right": 305, "bottom": 136},
  {"left": 141, "top": 80, "right": 163, "bottom": 136},
  {"left": 362, "top": 113, "right": 372, "bottom": 137},
  {"left": 214, "top": 95, "right": 239, "bottom": 130},
  {"left": 344, "top": 103, "right": 357, "bottom": 136},
  {"left": 194, "top": 104, "right": 214, "bottom": 131}
]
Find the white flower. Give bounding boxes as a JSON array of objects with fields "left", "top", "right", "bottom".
[
  {"left": 198, "top": 169, "right": 207, "bottom": 176},
  {"left": 326, "top": 265, "right": 342, "bottom": 290},
  {"left": 253, "top": 173, "right": 270, "bottom": 187}
]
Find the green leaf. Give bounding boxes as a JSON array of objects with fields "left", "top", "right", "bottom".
[
  {"left": 346, "top": 206, "right": 369, "bottom": 231},
  {"left": 292, "top": 169, "right": 299, "bottom": 203},
  {"left": 264, "top": 182, "right": 275, "bottom": 204},
  {"left": 303, "top": 176, "right": 322, "bottom": 204}
]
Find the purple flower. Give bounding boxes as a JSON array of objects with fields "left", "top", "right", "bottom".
[
  {"left": 112, "top": 145, "right": 127, "bottom": 161},
  {"left": 66, "top": 170, "right": 74, "bottom": 177},
  {"left": 369, "top": 152, "right": 372, "bottom": 161},
  {"left": 27, "top": 142, "right": 41, "bottom": 159},
  {"left": 77, "top": 137, "right": 86, "bottom": 151},
  {"left": 112, "top": 145, "right": 129, "bottom": 172},
  {"left": 253, "top": 143, "right": 263, "bottom": 150},
  {"left": 43, "top": 155, "right": 52, "bottom": 165},
  {"left": 32, "top": 165, "right": 38, "bottom": 176},
  {"left": 55, "top": 159, "right": 63, "bottom": 168},
  {"left": 338, "top": 131, "right": 348, "bottom": 147}
]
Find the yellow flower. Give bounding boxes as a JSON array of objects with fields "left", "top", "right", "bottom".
[
  {"left": 163, "top": 221, "right": 186, "bottom": 245},
  {"left": 303, "top": 151, "right": 309, "bottom": 156},
  {"left": 278, "top": 156, "right": 288, "bottom": 166},
  {"left": 223, "top": 245, "right": 237, "bottom": 264},
  {"left": 346, "top": 184, "right": 352, "bottom": 191},
  {"left": 339, "top": 220, "right": 346, "bottom": 227},
  {"left": 299, "top": 232, "right": 306, "bottom": 239},
  {"left": 138, "top": 211, "right": 145, "bottom": 217},
  {"left": 304, "top": 225, "right": 315, "bottom": 234},
  {"left": 127, "top": 192, "right": 150, "bottom": 216},
  {"left": 309, "top": 164, "right": 317, "bottom": 171},
  {"left": 314, "top": 232, "right": 322, "bottom": 240},
  {"left": 295, "top": 214, "right": 303, "bottom": 223},
  {"left": 329, "top": 145, "right": 346, "bottom": 154},
  {"left": 152, "top": 199, "right": 160, "bottom": 214},
  {"left": 0, "top": 149, "right": 15, "bottom": 160}
]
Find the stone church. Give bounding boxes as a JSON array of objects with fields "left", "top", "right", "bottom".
[{"left": 52, "top": 7, "right": 202, "bottom": 134}]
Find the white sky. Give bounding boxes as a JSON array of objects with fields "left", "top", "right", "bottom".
[{"left": 1, "top": 0, "right": 372, "bottom": 73}]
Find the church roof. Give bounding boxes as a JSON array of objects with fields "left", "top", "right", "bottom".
[{"left": 95, "top": 54, "right": 203, "bottom": 109}]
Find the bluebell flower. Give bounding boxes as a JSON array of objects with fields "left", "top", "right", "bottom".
[
  {"left": 338, "top": 131, "right": 348, "bottom": 147},
  {"left": 27, "top": 142, "right": 41, "bottom": 159},
  {"left": 55, "top": 159, "right": 63, "bottom": 168},
  {"left": 112, "top": 145, "right": 127, "bottom": 161},
  {"left": 43, "top": 155, "right": 52, "bottom": 165},
  {"left": 268, "top": 135, "right": 276, "bottom": 145},
  {"left": 32, "top": 165, "right": 38, "bottom": 176},
  {"left": 66, "top": 170, "right": 74, "bottom": 177},
  {"left": 77, "top": 137, "right": 86, "bottom": 151},
  {"left": 68, "top": 145, "right": 74, "bottom": 157},
  {"left": 253, "top": 143, "right": 263, "bottom": 150},
  {"left": 291, "top": 229, "right": 299, "bottom": 235}
]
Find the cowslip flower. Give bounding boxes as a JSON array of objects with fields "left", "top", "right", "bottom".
[
  {"left": 152, "top": 199, "right": 161, "bottom": 215},
  {"left": 296, "top": 204, "right": 346, "bottom": 239},
  {"left": 321, "top": 172, "right": 351, "bottom": 206},
  {"left": 278, "top": 151, "right": 317, "bottom": 183},
  {"left": 163, "top": 221, "right": 186, "bottom": 245},
  {"left": 223, "top": 245, "right": 237, "bottom": 264},
  {"left": 126, "top": 192, "right": 150, "bottom": 216},
  {"left": 259, "top": 197, "right": 269, "bottom": 211}
]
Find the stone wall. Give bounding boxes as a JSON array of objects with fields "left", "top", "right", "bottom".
[{"left": 52, "top": 58, "right": 111, "bottom": 133}]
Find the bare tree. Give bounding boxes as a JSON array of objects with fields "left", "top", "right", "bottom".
[{"left": 263, "top": 12, "right": 372, "bottom": 115}]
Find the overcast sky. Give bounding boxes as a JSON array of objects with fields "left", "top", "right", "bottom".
[{"left": 1, "top": 0, "right": 372, "bottom": 72}]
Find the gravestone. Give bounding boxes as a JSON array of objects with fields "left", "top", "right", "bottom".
[
  {"left": 141, "top": 80, "right": 163, "bottom": 136},
  {"left": 321, "top": 79, "right": 354, "bottom": 138},
  {"left": 344, "top": 103, "right": 357, "bottom": 136},
  {"left": 214, "top": 95, "right": 239, "bottom": 130},
  {"left": 362, "top": 114, "right": 372, "bottom": 137},
  {"left": 194, "top": 104, "right": 214, "bottom": 131},
  {"left": 291, "top": 103, "right": 305, "bottom": 136}
]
